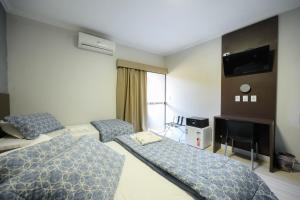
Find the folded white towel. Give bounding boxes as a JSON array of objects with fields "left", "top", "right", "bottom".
[{"left": 131, "top": 131, "right": 162, "bottom": 145}]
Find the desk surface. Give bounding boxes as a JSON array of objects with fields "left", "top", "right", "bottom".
[{"left": 214, "top": 115, "right": 274, "bottom": 125}]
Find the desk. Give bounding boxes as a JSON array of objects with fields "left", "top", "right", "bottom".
[{"left": 214, "top": 115, "right": 275, "bottom": 172}]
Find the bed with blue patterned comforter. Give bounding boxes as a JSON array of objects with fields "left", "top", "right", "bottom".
[
  {"left": 91, "top": 119, "right": 134, "bottom": 142},
  {"left": 115, "top": 134, "right": 278, "bottom": 200},
  {"left": 0, "top": 134, "right": 124, "bottom": 200}
]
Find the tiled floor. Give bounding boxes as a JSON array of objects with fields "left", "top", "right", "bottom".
[
  {"left": 155, "top": 128, "right": 300, "bottom": 200},
  {"left": 212, "top": 146, "right": 300, "bottom": 200}
]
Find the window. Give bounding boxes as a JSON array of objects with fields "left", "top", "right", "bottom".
[{"left": 147, "top": 72, "right": 166, "bottom": 131}]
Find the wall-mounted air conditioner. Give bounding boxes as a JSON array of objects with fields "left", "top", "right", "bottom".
[{"left": 78, "top": 32, "right": 115, "bottom": 56}]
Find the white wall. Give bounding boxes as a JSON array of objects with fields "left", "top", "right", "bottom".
[
  {"left": 165, "top": 8, "right": 300, "bottom": 160},
  {"left": 165, "top": 38, "right": 221, "bottom": 126},
  {"left": 277, "top": 7, "right": 300, "bottom": 159},
  {"left": 7, "top": 14, "right": 164, "bottom": 125},
  {"left": 0, "top": 3, "right": 7, "bottom": 93}
]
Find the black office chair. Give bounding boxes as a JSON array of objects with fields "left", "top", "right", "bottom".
[{"left": 224, "top": 120, "right": 258, "bottom": 170}]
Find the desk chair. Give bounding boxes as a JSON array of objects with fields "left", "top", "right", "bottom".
[
  {"left": 224, "top": 120, "right": 258, "bottom": 170},
  {"left": 164, "top": 116, "right": 185, "bottom": 141},
  {"left": 165, "top": 116, "right": 184, "bottom": 128}
]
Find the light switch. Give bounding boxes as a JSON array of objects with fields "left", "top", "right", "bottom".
[
  {"left": 243, "top": 95, "right": 248, "bottom": 102},
  {"left": 235, "top": 95, "right": 240, "bottom": 102},
  {"left": 251, "top": 95, "right": 257, "bottom": 102}
]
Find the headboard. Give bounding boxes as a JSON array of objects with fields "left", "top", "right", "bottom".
[{"left": 0, "top": 93, "right": 9, "bottom": 120}]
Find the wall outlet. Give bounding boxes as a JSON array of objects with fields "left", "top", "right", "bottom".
[
  {"left": 251, "top": 95, "right": 257, "bottom": 102},
  {"left": 235, "top": 95, "right": 240, "bottom": 102},
  {"left": 243, "top": 95, "right": 248, "bottom": 102}
]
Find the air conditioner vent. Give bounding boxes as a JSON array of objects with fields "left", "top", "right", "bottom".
[{"left": 78, "top": 32, "right": 115, "bottom": 56}]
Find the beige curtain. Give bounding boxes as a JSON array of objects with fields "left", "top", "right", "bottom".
[{"left": 116, "top": 67, "right": 147, "bottom": 132}]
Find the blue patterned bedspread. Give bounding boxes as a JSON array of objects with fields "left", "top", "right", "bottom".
[
  {"left": 91, "top": 119, "right": 134, "bottom": 142},
  {"left": 0, "top": 134, "right": 124, "bottom": 200},
  {"left": 115, "top": 134, "right": 278, "bottom": 200}
]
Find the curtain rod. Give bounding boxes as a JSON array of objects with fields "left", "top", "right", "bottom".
[{"left": 116, "top": 59, "right": 168, "bottom": 74}]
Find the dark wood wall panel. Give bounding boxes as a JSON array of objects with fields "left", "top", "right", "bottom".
[
  {"left": 0, "top": 93, "right": 9, "bottom": 119},
  {"left": 221, "top": 16, "right": 278, "bottom": 120}
]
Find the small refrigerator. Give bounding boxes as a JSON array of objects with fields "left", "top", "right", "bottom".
[{"left": 186, "top": 126, "right": 212, "bottom": 149}]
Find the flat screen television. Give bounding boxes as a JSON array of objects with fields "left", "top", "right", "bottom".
[{"left": 223, "top": 45, "right": 273, "bottom": 77}]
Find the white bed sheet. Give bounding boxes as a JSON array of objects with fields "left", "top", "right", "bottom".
[
  {"left": 106, "top": 141, "right": 193, "bottom": 200},
  {"left": 0, "top": 134, "right": 52, "bottom": 155},
  {"left": 1, "top": 124, "right": 99, "bottom": 154},
  {"left": 47, "top": 124, "right": 99, "bottom": 140}
]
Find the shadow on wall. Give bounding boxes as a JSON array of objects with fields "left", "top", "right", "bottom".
[
  {"left": 167, "top": 56, "right": 220, "bottom": 85},
  {"left": 276, "top": 126, "right": 299, "bottom": 164},
  {"left": 166, "top": 103, "right": 184, "bottom": 123},
  {"left": 166, "top": 39, "right": 221, "bottom": 84}
]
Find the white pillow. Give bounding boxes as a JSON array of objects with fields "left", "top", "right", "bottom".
[{"left": 0, "top": 123, "right": 24, "bottom": 139}]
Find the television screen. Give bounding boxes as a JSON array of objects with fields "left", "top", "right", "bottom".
[{"left": 223, "top": 45, "right": 273, "bottom": 77}]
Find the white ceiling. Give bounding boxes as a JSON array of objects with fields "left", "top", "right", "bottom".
[{"left": 2, "top": 0, "right": 300, "bottom": 55}]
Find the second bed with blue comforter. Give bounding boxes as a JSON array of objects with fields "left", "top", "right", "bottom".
[
  {"left": 114, "top": 134, "right": 278, "bottom": 200},
  {"left": 91, "top": 119, "right": 134, "bottom": 142}
]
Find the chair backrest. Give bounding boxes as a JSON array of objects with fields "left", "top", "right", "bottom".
[
  {"left": 174, "top": 116, "right": 184, "bottom": 125},
  {"left": 227, "top": 120, "right": 254, "bottom": 140},
  {"left": 179, "top": 116, "right": 184, "bottom": 125}
]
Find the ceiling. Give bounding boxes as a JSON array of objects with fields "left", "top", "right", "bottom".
[{"left": 2, "top": 0, "right": 300, "bottom": 55}]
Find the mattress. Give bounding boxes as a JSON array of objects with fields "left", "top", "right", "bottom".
[
  {"left": 47, "top": 124, "right": 100, "bottom": 140},
  {"left": 106, "top": 141, "right": 193, "bottom": 200}
]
